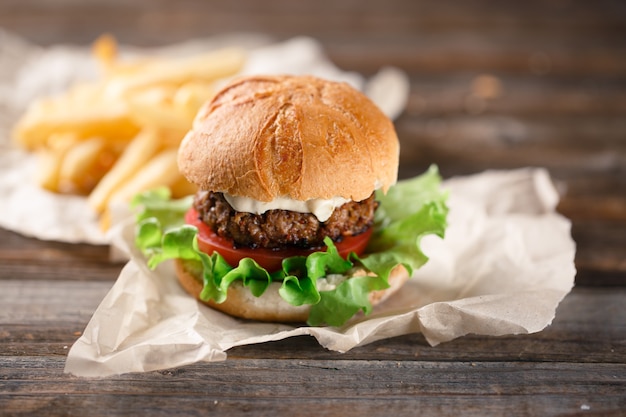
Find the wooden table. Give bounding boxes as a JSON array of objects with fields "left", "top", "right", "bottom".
[{"left": 1, "top": 1, "right": 625, "bottom": 416}]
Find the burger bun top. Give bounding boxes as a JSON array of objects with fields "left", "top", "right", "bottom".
[{"left": 177, "top": 75, "right": 400, "bottom": 202}]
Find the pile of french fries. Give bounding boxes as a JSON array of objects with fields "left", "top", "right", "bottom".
[{"left": 12, "top": 35, "right": 246, "bottom": 229}]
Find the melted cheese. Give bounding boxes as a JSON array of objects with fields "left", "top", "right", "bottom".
[{"left": 223, "top": 193, "right": 351, "bottom": 222}]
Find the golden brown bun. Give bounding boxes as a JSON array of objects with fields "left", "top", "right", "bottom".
[
  {"left": 177, "top": 75, "right": 399, "bottom": 202},
  {"left": 175, "top": 259, "right": 409, "bottom": 324}
]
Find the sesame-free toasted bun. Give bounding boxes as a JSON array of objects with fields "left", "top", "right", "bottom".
[
  {"left": 177, "top": 75, "right": 399, "bottom": 202},
  {"left": 175, "top": 259, "right": 409, "bottom": 323}
]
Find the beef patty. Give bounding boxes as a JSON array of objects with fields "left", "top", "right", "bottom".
[{"left": 193, "top": 191, "right": 378, "bottom": 250}]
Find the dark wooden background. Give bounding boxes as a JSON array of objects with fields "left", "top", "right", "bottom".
[{"left": 1, "top": 1, "right": 625, "bottom": 416}]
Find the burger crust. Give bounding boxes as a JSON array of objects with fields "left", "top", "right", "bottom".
[
  {"left": 177, "top": 75, "right": 399, "bottom": 202},
  {"left": 175, "top": 259, "right": 409, "bottom": 323}
]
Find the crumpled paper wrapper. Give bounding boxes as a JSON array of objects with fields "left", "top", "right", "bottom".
[
  {"left": 63, "top": 167, "right": 576, "bottom": 377},
  {"left": 0, "top": 30, "right": 409, "bottom": 243}
]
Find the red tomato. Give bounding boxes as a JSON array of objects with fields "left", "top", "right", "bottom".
[{"left": 185, "top": 208, "right": 372, "bottom": 271}]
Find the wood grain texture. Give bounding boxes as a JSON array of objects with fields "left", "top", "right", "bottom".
[
  {"left": 1, "top": 358, "right": 625, "bottom": 417},
  {"left": 0, "top": 0, "right": 624, "bottom": 416}
]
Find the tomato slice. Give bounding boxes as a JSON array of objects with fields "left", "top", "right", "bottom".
[{"left": 185, "top": 207, "right": 372, "bottom": 271}]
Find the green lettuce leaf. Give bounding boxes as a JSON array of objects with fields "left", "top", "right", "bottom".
[{"left": 133, "top": 166, "right": 448, "bottom": 327}]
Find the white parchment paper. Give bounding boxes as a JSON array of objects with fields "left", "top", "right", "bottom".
[{"left": 63, "top": 167, "right": 576, "bottom": 377}]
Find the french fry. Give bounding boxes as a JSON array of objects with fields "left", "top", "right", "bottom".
[
  {"left": 13, "top": 97, "right": 139, "bottom": 150},
  {"left": 34, "top": 133, "right": 79, "bottom": 192},
  {"left": 170, "top": 174, "right": 198, "bottom": 198},
  {"left": 59, "top": 137, "right": 106, "bottom": 184},
  {"left": 87, "top": 128, "right": 162, "bottom": 213},
  {"left": 125, "top": 96, "right": 193, "bottom": 134},
  {"left": 92, "top": 33, "right": 158, "bottom": 80},
  {"left": 107, "top": 148, "right": 181, "bottom": 205},
  {"left": 97, "top": 149, "right": 184, "bottom": 232},
  {"left": 173, "top": 81, "right": 215, "bottom": 116},
  {"left": 124, "top": 82, "right": 216, "bottom": 134},
  {"left": 91, "top": 33, "right": 118, "bottom": 71},
  {"left": 98, "top": 207, "right": 113, "bottom": 232},
  {"left": 58, "top": 137, "right": 120, "bottom": 194},
  {"left": 103, "top": 47, "right": 246, "bottom": 98}
]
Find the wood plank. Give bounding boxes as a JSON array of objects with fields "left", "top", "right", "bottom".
[
  {"left": 0, "top": 1, "right": 624, "bottom": 77},
  {"left": 1, "top": 357, "right": 625, "bottom": 417},
  {"left": 1, "top": 0, "right": 625, "bottom": 41},
  {"left": 397, "top": 116, "right": 626, "bottom": 168},
  {"left": 0, "top": 229, "right": 120, "bottom": 282},
  {"left": 0, "top": 280, "right": 111, "bottom": 325},
  {"left": 570, "top": 220, "right": 626, "bottom": 285},
  {"left": 404, "top": 76, "right": 626, "bottom": 118}
]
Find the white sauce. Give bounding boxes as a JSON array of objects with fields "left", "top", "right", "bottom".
[
  {"left": 315, "top": 274, "right": 348, "bottom": 292},
  {"left": 223, "top": 193, "right": 351, "bottom": 222}
]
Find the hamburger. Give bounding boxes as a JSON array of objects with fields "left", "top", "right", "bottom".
[{"left": 134, "top": 74, "right": 448, "bottom": 327}]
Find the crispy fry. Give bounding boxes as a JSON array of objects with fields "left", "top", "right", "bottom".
[
  {"left": 103, "top": 47, "right": 246, "bottom": 98},
  {"left": 125, "top": 95, "right": 193, "bottom": 134},
  {"left": 35, "top": 134, "right": 79, "bottom": 192},
  {"left": 98, "top": 207, "right": 113, "bottom": 232},
  {"left": 125, "top": 82, "right": 216, "bottom": 134},
  {"left": 59, "top": 137, "right": 106, "bottom": 184},
  {"left": 92, "top": 34, "right": 155, "bottom": 79},
  {"left": 170, "top": 174, "right": 198, "bottom": 198},
  {"left": 58, "top": 137, "right": 120, "bottom": 194},
  {"left": 91, "top": 34, "right": 118, "bottom": 71},
  {"left": 107, "top": 148, "right": 181, "bottom": 205},
  {"left": 173, "top": 81, "right": 215, "bottom": 115},
  {"left": 87, "top": 128, "right": 162, "bottom": 213},
  {"left": 13, "top": 97, "right": 139, "bottom": 150}
]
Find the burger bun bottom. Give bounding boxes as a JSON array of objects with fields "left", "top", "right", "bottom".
[{"left": 175, "top": 259, "right": 409, "bottom": 323}]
